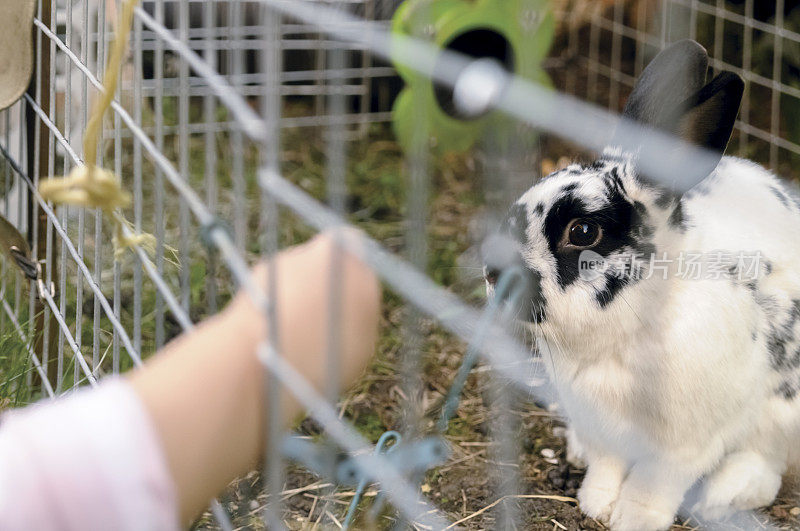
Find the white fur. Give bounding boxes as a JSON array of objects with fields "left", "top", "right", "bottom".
[{"left": 515, "top": 156, "right": 800, "bottom": 530}]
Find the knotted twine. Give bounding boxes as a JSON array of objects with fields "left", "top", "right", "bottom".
[{"left": 38, "top": 0, "right": 155, "bottom": 260}]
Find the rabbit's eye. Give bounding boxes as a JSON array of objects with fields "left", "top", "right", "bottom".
[{"left": 567, "top": 220, "right": 602, "bottom": 247}]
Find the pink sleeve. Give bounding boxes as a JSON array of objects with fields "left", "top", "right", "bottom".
[{"left": 0, "top": 379, "right": 179, "bottom": 531}]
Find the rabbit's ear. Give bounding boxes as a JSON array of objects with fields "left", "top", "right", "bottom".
[
  {"left": 636, "top": 71, "right": 744, "bottom": 193},
  {"left": 622, "top": 39, "right": 709, "bottom": 130},
  {"left": 620, "top": 40, "right": 744, "bottom": 193},
  {"left": 675, "top": 72, "right": 744, "bottom": 156}
]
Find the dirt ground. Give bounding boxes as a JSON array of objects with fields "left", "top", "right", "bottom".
[
  {"left": 198, "top": 296, "right": 800, "bottom": 529},
  {"left": 189, "top": 128, "right": 800, "bottom": 529}
]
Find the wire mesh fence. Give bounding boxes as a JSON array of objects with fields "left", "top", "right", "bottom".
[
  {"left": 551, "top": 0, "right": 800, "bottom": 176},
  {"left": 0, "top": 0, "right": 798, "bottom": 529}
]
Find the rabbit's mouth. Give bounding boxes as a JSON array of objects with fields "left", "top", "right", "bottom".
[
  {"left": 483, "top": 261, "right": 545, "bottom": 324},
  {"left": 481, "top": 222, "right": 547, "bottom": 324}
]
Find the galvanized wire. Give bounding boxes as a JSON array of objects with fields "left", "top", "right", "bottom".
[{"left": 0, "top": 0, "right": 794, "bottom": 528}]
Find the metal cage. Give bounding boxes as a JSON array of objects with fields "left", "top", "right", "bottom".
[{"left": 0, "top": 0, "right": 798, "bottom": 529}]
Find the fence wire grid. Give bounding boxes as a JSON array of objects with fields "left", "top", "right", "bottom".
[{"left": 0, "top": 0, "right": 798, "bottom": 529}]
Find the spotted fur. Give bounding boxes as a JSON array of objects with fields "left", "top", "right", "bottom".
[{"left": 487, "top": 41, "right": 800, "bottom": 530}]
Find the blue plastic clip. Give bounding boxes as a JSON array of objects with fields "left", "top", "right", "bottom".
[
  {"left": 438, "top": 264, "right": 528, "bottom": 432},
  {"left": 341, "top": 431, "right": 401, "bottom": 530}
]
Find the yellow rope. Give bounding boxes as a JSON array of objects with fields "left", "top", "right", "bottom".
[{"left": 38, "top": 0, "right": 155, "bottom": 260}]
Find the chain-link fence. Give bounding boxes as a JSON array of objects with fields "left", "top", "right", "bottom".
[{"left": 0, "top": 0, "right": 798, "bottom": 529}]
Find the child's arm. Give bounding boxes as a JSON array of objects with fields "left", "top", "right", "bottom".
[
  {"left": 130, "top": 231, "right": 381, "bottom": 523},
  {"left": 0, "top": 232, "right": 379, "bottom": 530}
]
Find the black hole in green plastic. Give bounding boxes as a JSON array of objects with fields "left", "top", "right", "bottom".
[{"left": 434, "top": 28, "right": 514, "bottom": 120}]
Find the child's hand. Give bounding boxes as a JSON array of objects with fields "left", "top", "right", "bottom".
[{"left": 227, "top": 228, "right": 381, "bottom": 393}]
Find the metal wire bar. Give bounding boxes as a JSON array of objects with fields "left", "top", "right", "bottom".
[
  {"left": 72, "top": 0, "right": 85, "bottom": 392},
  {"left": 204, "top": 0, "right": 219, "bottom": 316},
  {"left": 666, "top": 0, "right": 800, "bottom": 43},
  {"left": 178, "top": 0, "right": 191, "bottom": 312},
  {"left": 0, "top": 134, "right": 143, "bottom": 369},
  {"left": 90, "top": 1, "right": 104, "bottom": 376},
  {"left": 129, "top": 66, "right": 395, "bottom": 88},
  {"left": 209, "top": 499, "right": 234, "bottom": 531},
  {"left": 133, "top": 6, "right": 265, "bottom": 142},
  {"left": 40, "top": 281, "right": 97, "bottom": 387},
  {"left": 30, "top": 0, "right": 46, "bottom": 391},
  {"left": 35, "top": 40, "right": 188, "bottom": 343},
  {"left": 325, "top": 2, "right": 347, "bottom": 407},
  {"left": 132, "top": 7, "right": 144, "bottom": 355},
  {"left": 229, "top": 0, "right": 247, "bottom": 253},
  {"left": 399, "top": 41, "right": 429, "bottom": 441},
  {"left": 23, "top": 53, "right": 195, "bottom": 338},
  {"left": 771, "top": 0, "right": 786, "bottom": 169},
  {"left": 258, "top": 4, "right": 285, "bottom": 527},
  {"left": 91, "top": 112, "right": 393, "bottom": 135},
  {"left": 41, "top": 0, "right": 58, "bottom": 390},
  {"left": 153, "top": 0, "right": 167, "bottom": 350},
  {"left": 32, "top": 16, "right": 216, "bottom": 225}
]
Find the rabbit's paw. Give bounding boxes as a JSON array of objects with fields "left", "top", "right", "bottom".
[
  {"left": 608, "top": 460, "right": 689, "bottom": 531},
  {"left": 692, "top": 451, "right": 782, "bottom": 521},
  {"left": 577, "top": 456, "right": 626, "bottom": 523},
  {"left": 578, "top": 483, "right": 618, "bottom": 523},
  {"left": 609, "top": 496, "right": 674, "bottom": 531}
]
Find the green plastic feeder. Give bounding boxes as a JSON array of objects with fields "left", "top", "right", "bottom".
[{"left": 391, "top": 0, "right": 555, "bottom": 154}]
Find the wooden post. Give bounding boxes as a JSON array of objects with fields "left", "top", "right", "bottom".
[{"left": 26, "top": 0, "right": 58, "bottom": 393}]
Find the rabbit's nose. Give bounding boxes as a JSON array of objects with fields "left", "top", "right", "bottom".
[
  {"left": 480, "top": 232, "right": 544, "bottom": 322},
  {"left": 481, "top": 232, "right": 522, "bottom": 279},
  {"left": 484, "top": 266, "right": 501, "bottom": 286},
  {"left": 481, "top": 232, "right": 527, "bottom": 296}
]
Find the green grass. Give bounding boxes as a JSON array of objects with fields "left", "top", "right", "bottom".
[
  {"left": 0, "top": 331, "right": 36, "bottom": 410},
  {"left": 0, "top": 296, "right": 50, "bottom": 410}
]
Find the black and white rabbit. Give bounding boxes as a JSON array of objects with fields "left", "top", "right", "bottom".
[{"left": 485, "top": 40, "right": 800, "bottom": 530}]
